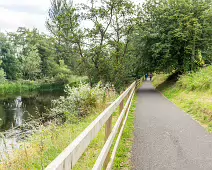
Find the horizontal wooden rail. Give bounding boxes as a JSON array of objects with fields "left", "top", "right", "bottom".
[
  {"left": 92, "top": 87, "right": 135, "bottom": 170},
  {"left": 45, "top": 80, "right": 142, "bottom": 170},
  {"left": 106, "top": 91, "right": 135, "bottom": 170}
]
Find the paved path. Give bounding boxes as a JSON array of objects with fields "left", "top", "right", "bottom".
[{"left": 132, "top": 82, "right": 212, "bottom": 170}]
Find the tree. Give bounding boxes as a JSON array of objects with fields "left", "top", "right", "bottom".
[
  {"left": 133, "top": 0, "right": 212, "bottom": 74},
  {"left": 78, "top": 0, "right": 137, "bottom": 88},
  {"left": 46, "top": 0, "right": 80, "bottom": 69},
  {"left": 22, "top": 45, "right": 41, "bottom": 80},
  {"left": 46, "top": 0, "right": 139, "bottom": 89},
  {"left": 0, "top": 32, "right": 21, "bottom": 80},
  {"left": 0, "top": 60, "right": 6, "bottom": 83}
]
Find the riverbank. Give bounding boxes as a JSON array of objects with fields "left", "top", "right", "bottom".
[
  {"left": 153, "top": 66, "right": 212, "bottom": 132},
  {"left": 0, "top": 83, "right": 117, "bottom": 169},
  {"left": 0, "top": 81, "right": 139, "bottom": 169},
  {"left": 0, "top": 76, "right": 88, "bottom": 96}
]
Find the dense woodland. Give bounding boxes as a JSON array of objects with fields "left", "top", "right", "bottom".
[{"left": 0, "top": 0, "right": 211, "bottom": 90}]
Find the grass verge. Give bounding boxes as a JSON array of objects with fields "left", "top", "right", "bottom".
[
  {"left": 113, "top": 94, "right": 137, "bottom": 169},
  {"left": 153, "top": 67, "right": 212, "bottom": 132},
  {"left": 73, "top": 94, "right": 138, "bottom": 170}
]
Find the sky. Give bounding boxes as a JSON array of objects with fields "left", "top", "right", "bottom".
[{"left": 0, "top": 0, "right": 144, "bottom": 34}]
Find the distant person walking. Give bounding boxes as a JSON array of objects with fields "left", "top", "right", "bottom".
[
  {"left": 145, "top": 73, "right": 148, "bottom": 81},
  {"left": 149, "top": 73, "right": 153, "bottom": 81}
]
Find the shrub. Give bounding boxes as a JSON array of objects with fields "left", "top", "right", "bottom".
[{"left": 51, "top": 82, "right": 107, "bottom": 121}]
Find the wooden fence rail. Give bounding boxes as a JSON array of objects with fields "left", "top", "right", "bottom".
[{"left": 45, "top": 79, "right": 142, "bottom": 170}]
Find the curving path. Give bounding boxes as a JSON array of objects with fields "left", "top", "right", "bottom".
[{"left": 132, "top": 81, "right": 212, "bottom": 170}]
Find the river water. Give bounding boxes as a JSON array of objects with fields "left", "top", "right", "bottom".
[
  {"left": 0, "top": 90, "right": 64, "bottom": 132},
  {"left": 0, "top": 90, "right": 65, "bottom": 158}
]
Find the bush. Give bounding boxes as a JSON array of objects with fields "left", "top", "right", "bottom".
[
  {"left": 51, "top": 82, "right": 107, "bottom": 121},
  {"left": 177, "top": 66, "right": 212, "bottom": 91}
]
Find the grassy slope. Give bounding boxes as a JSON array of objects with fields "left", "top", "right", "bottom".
[
  {"left": 153, "top": 66, "right": 212, "bottom": 132},
  {"left": 1, "top": 88, "right": 137, "bottom": 169}
]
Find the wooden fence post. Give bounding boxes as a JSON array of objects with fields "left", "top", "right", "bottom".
[
  {"left": 118, "top": 100, "right": 124, "bottom": 131},
  {"left": 136, "top": 80, "right": 139, "bottom": 89},
  {"left": 104, "top": 115, "right": 112, "bottom": 169},
  {"left": 119, "top": 100, "right": 124, "bottom": 114}
]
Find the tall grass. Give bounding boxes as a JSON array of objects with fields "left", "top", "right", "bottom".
[
  {"left": 0, "top": 81, "right": 39, "bottom": 95},
  {"left": 177, "top": 66, "right": 212, "bottom": 92},
  {"left": 0, "top": 76, "right": 88, "bottom": 96}
]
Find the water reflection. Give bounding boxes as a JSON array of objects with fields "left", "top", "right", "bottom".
[{"left": 0, "top": 90, "right": 64, "bottom": 132}]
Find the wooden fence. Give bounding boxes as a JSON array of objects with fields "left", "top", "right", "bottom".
[{"left": 45, "top": 79, "right": 142, "bottom": 170}]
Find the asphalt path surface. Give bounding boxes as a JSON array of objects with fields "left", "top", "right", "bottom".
[{"left": 132, "top": 81, "right": 212, "bottom": 170}]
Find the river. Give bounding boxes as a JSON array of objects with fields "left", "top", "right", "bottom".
[
  {"left": 0, "top": 90, "right": 65, "bottom": 158},
  {"left": 0, "top": 90, "right": 64, "bottom": 132}
]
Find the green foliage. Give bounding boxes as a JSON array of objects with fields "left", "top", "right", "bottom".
[
  {"left": 0, "top": 69, "right": 6, "bottom": 83},
  {"left": 0, "top": 26, "right": 84, "bottom": 93},
  {"left": 51, "top": 83, "right": 106, "bottom": 119},
  {"left": 0, "top": 34, "right": 21, "bottom": 80},
  {"left": 0, "top": 60, "right": 6, "bottom": 83},
  {"left": 47, "top": 0, "right": 139, "bottom": 90},
  {"left": 46, "top": 0, "right": 80, "bottom": 70},
  {"left": 8, "top": 28, "right": 61, "bottom": 79},
  {"left": 22, "top": 45, "right": 41, "bottom": 80},
  {"left": 133, "top": 0, "right": 212, "bottom": 74},
  {"left": 0, "top": 81, "right": 40, "bottom": 95},
  {"left": 50, "top": 60, "right": 72, "bottom": 84},
  {"left": 177, "top": 66, "right": 212, "bottom": 91},
  {"left": 0, "top": 0, "right": 211, "bottom": 91}
]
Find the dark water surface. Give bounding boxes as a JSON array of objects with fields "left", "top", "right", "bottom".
[{"left": 0, "top": 90, "right": 64, "bottom": 132}]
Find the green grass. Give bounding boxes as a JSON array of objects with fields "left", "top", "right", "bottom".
[
  {"left": 153, "top": 67, "right": 212, "bottom": 132},
  {"left": 0, "top": 81, "right": 63, "bottom": 96},
  {"left": 0, "top": 76, "right": 88, "bottom": 96},
  {"left": 0, "top": 107, "right": 108, "bottom": 170},
  {"left": 177, "top": 66, "right": 212, "bottom": 92},
  {"left": 113, "top": 94, "right": 137, "bottom": 169},
  {"left": 73, "top": 94, "right": 138, "bottom": 170}
]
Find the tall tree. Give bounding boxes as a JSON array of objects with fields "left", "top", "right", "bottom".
[
  {"left": 133, "top": 0, "right": 212, "bottom": 74},
  {"left": 0, "top": 32, "right": 21, "bottom": 80},
  {"left": 21, "top": 45, "right": 41, "bottom": 80},
  {"left": 78, "top": 0, "right": 137, "bottom": 88},
  {"left": 47, "top": 0, "right": 80, "bottom": 69}
]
